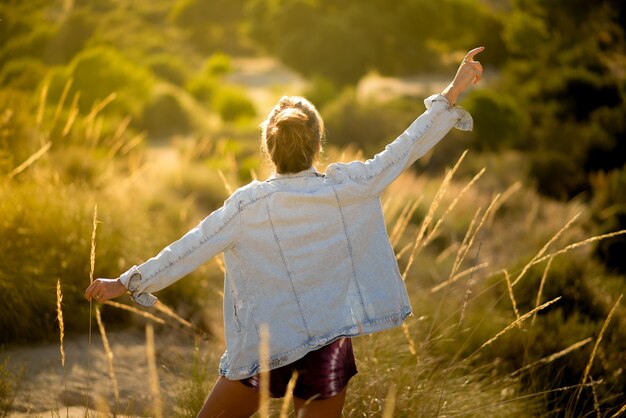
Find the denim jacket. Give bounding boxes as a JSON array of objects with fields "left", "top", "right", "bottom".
[{"left": 118, "top": 94, "right": 472, "bottom": 379}]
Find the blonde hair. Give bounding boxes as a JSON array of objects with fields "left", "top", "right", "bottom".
[{"left": 261, "top": 96, "right": 324, "bottom": 174}]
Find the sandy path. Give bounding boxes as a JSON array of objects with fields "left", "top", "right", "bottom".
[{"left": 4, "top": 327, "right": 221, "bottom": 417}]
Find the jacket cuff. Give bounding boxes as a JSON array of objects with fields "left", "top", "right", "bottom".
[
  {"left": 424, "top": 94, "right": 474, "bottom": 132},
  {"left": 118, "top": 266, "right": 158, "bottom": 307}
]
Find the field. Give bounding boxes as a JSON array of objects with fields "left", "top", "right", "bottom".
[{"left": 1, "top": 0, "right": 625, "bottom": 417}]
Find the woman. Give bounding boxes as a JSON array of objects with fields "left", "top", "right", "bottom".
[{"left": 85, "top": 47, "right": 484, "bottom": 417}]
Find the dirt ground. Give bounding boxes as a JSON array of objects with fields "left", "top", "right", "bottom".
[{"left": 3, "top": 326, "right": 221, "bottom": 417}]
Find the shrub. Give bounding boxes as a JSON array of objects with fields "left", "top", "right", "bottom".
[
  {"left": 43, "top": 9, "right": 95, "bottom": 65},
  {"left": 0, "top": 58, "right": 47, "bottom": 90},
  {"left": 322, "top": 89, "right": 423, "bottom": 154},
  {"left": 186, "top": 76, "right": 218, "bottom": 103},
  {"left": 141, "top": 91, "right": 192, "bottom": 139},
  {"left": 203, "top": 52, "right": 232, "bottom": 77},
  {"left": 463, "top": 89, "right": 522, "bottom": 151},
  {"left": 211, "top": 85, "right": 256, "bottom": 122},
  {"left": 45, "top": 46, "right": 154, "bottom": 117},
  {"left": 147, "top": 54, "right": 190, "bottom": 86}
]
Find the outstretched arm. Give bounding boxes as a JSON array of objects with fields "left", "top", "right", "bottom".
[
  {"left": 85, "top": 278, "right": 126, "bottom": 303},
  {"left": 326, "top": 47, "right": 485, "bottom": 198}
]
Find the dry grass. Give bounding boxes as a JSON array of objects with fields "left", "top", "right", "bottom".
[
  {"left": 146, "top": 323, "right": 163, "bottom": 418},
  {"left": 531, "top": 255, "right": 554, "bottom": 329},
  {"left": 511, "top": 213, "right": 580, "bottom": 287},
  {"left": 503, "top": 269, "right": 521, "bottom": 325},
  {"left": 402, "top": 150, "right": 469, "bottom": 279},
  {"left": 472, "top": 296, "right": 562, "bottom": 356},
  {"left": 258, "top": 324, "right": 270, "bottom": 418},
  {"left": 94, "top": 305, "right": 120, "bottom": 409},
  {"left": 55, "top": 279, "right": 68, "bottom": 418},
  {"left": 279, "top": 371, "right": 298, "bottom": 418},
  {"left": 509, "top": 338, "right": 593, "bottom": 377},
  {"left": 573, "top": 294, "right": 623, "bottom": 409}
]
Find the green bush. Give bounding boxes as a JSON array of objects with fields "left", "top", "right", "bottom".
[
  {"left": 322, "top": 89, "right": 423, "bottom": 154},
  {"left": 0, "top": 24, "right": 56, "bottom": 63},
  {"left": 0, "top": 57, "right": 47, "bottom": 90},
  {"left": 141, "top": 91, "right": 193, "bottom": 138},
  {"left": 45, "top": 46, "right": 154, "bottom": 117},
  {"left": 186, "top": 76, "right": 218, "bottom": 103},
  {"left": 211, "top": 85, "right": 256, "bottom": 122},
  {"left": 43, "top": 9, "right": 95, "bottom": 65},
  {"left": 147, "top": 54, "right": 190, "bottom": 86},
  {"left": 463, "top": 89, "right": 522, "bottom": 151},
  {"left": 591, "top": 166, "right": 626, "bottom": 273},
  {"left": 203, "top": 52, "right": 232, "bottom": 77}
]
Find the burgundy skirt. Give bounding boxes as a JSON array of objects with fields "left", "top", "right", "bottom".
[{"left": 239, "top": 337, "right": 358, "bottom": 400}]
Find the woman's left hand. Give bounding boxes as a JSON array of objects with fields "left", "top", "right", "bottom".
[
  {"left": 442, "top": 46, "right": 485, "bottom": 105},
  {"left": 84, "top": 278, "right": 127, "bottom": 303}
]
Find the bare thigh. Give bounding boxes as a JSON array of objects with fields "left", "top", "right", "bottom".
[
  {"left": 197, "top": 376, "right": 259, "bottom": 418},
  {"left": 294, "top": 386, "right": 347, "bottom": 418}
]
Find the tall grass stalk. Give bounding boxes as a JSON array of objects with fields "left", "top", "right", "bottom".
[
  {"left": 470, "top": 296, "right": 562, "bottom": 357},
  {"left": 85, "top": 204, "right": 98, "bottom": 413},
  {"left": 217, "top": 169, "right": 234, "bottom": 195},
  {"left": 590, "top": 376, "right": 601, "bottom": 418},
  {"left": 502, "top": 270, "right": 521, "bottom": 326},
  {"left": 486, "top": 181, "right": 522, "bottom": 226},
  {"left": 53, "top": 78, "right": 73, "bottom": 130},
  {"left": 62, "top": 92, "right": 80, "bottom": 137},
  {"left": 401, "top": 322, "right": 417, "bottom": 355},
  {"left": 531, "top": 256, "right": 554, "bottom": 329},
  {"left": 430, "top": 261, "right": 488, "bottom": 293},
  {"left": 446, "top": 382, "right": 597, "bottom": 418},
  {"left": 146, "top": 323, "right": 163, "bottom": 418},
  {"left": 450, "top": 194, "right": 500, "bottom": 280},
  {"left": 509, "top": 337, "right": 593, "bottom": 377},
  {"left": 103, "top": 301, "right": 165, "bottom": 325},
  {"left": 153, "top": 302, "right": 194, "bottom": 330},
  {"left": 457, "top": 242, "right": 481, "bottom": 330},
  {"left": 36, "top": 81, "right": 48, "bottom": 129},
  {"left": 511, "top": 213, "right": 580, "bottom": 287},
  {"left": 389, "top": 198, "right": 421, "bottom": 249},
  {"left": 573, "top": 294, "right": 623, "bottom": 410},
  {"left": 450, "top": 207, "right": 480, "bottom": 276},
  {"left": 56, "top": 279, "right": 68, "bottom": 418},
  {"left": 94, "top": 305, "right": 119, "bottom": 410},
  {"left": 7, "top": 141, "right": 52, "bottom": 179},
  {"left": 258, "top": 324, "right": 270, "bottom": 418},
  {"left": 401, "top": 150, "right": 468, "bottom": 279},
  {"left": 421, "top": 167, "right": 485, "bottom": 249},
  {"left": 527, "top": 230, "right": 626, "bottom": 269},
  {"left": 278, "top": 371, "right": 298, "bottom": 418},
  {"left": 381, "top": 385, "right": 397, "bottom": 418}
]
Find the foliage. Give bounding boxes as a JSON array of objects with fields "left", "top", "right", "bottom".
[
  {"left": 591, "top": 166, "right": 626, "bottom": 273},
  {"left": 141, "top": 91, "right": 193, "bottom": 138},
  {"left": 247, "top": 0, "right": 505, "bottom": 85},
  {"left": 147, "top": 54, "right": 190, "bottom": 86},
  {"left": 463, "top": 89, "right": 522, "bottom": 151},
  {"left": 44, "top": 46, "right": 154, "bottom": 117},
  {"left": 211, "top": 85, "right": 256, "bottom": 122},
  {"left": 0, "top": 356, "right": 23, "bottom": 418}
]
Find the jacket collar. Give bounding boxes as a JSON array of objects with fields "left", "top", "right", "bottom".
[{"left": 268, "top": 167, "right": 323, "bottom": 181}]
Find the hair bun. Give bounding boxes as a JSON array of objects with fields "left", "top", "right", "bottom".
[{"left": 275, "top": 108, "right": 308, "bottom": 131}]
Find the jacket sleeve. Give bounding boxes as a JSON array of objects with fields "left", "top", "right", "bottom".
[
  {"left": 117, "top": 194, "right": 242, "bottom": 307},
  {"left": 325, "top": 94, "right": 473, "bottom": 198}
]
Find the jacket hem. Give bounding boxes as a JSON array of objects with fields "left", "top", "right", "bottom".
[{"left": 218, "top": 306, "right": 412, "bottom": 380}]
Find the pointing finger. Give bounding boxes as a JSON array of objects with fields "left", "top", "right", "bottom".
[{"left": 465, "top": 46, "right": 485, "bottom": 62}]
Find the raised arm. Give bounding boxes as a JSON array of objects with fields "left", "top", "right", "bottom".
[{"left": 325, "top": 47, "right": 484, "bottom": 198}]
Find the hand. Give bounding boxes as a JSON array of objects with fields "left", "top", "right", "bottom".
[
  {"left": 442, "top": 46, "right": 485, "bottom": 106},
  {"left": 85, "top": 278, "right": 127, "bottom": 303}
]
